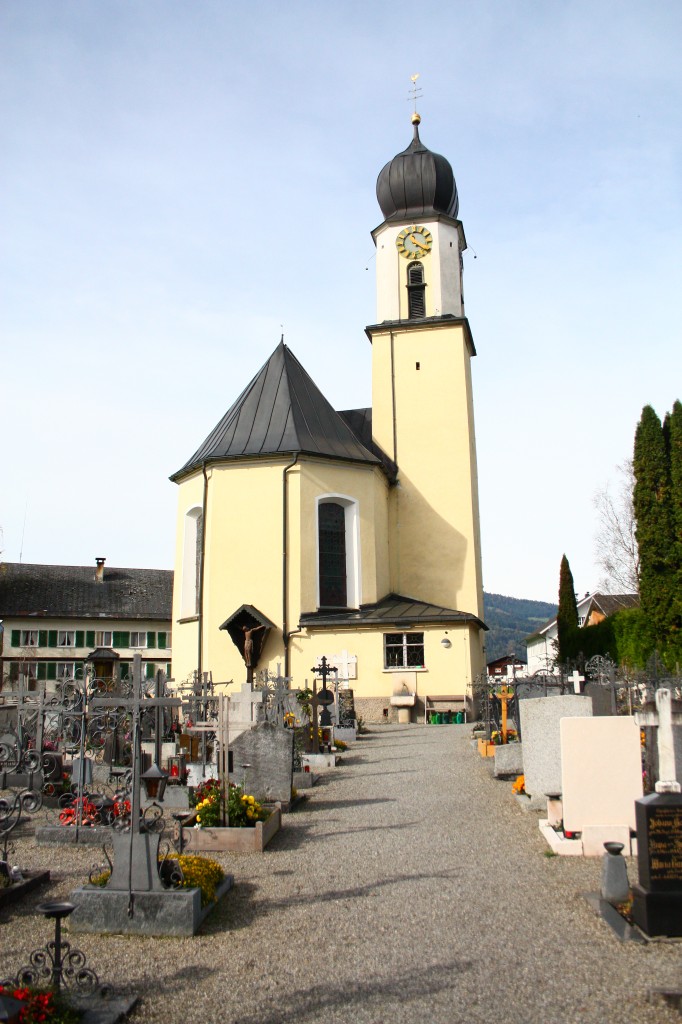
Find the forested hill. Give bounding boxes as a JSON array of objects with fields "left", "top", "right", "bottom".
[{"left": 483, "top": 592, "right": 558, "bottom": 663}]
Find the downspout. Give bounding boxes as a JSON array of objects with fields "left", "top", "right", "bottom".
[
  {"left": 390, "top": 330, "right": 398, "bottom": 465},
  {"left": 197, "top": 462, "right": 209, "bottom": 679},
  {"left": 282, "top": 453, "right": 300, "bottom": 678}
]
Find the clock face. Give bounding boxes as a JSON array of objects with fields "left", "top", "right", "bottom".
[{"left": 396, "top": 225, "right": 433, "bottom": 259}]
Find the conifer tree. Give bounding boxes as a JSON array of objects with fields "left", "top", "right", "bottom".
[
  {"left": 633, "top": 405, "right": 674, "bottom": 639},
  {"left": 556, "top": 554, "right": 578, "bottom": 663},
  {"left": 667, "top": 400, "right": 682, "bottom": 636}
]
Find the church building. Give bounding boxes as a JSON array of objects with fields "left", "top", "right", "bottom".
[{"left": 170, "top": 111, "right": 487, "bottom": 722}]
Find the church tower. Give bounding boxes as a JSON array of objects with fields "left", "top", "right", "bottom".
[{"left": 368, "top": 111, "right": 484, "bottom": 624}]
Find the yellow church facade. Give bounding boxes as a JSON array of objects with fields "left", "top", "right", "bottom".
[{"left": 170, "top": 113, "right": 487, "bottom": 722}]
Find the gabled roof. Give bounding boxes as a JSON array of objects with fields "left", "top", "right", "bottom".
[
  {"left": 0, "top": 563, "right": 173, "bottom": 621},
  {"left": 299, "top": 593, "right": 487, "bottom": 631},
  {"left": 524, "top": 592, "right": 639, "bottom": 644},
  {"left": 172, "top": 342, "right": 381, "bottom": 481}
]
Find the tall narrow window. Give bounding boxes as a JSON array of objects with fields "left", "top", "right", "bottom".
[
  {"left": 181, "top": 507, "right": 203, "bottom": 617},
  {"left": 318, "top": 502, "right": 347, "bottom": 607},
  {"left": 407, "top": 261, "right": 426, "bottom": 319}
]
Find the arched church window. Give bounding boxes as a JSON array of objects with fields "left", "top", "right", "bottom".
[
  {"left": 318, "top": 502, "right": 347, "bottom": 607},
  {"left": 407, "top": 261, "right": 426, "bottom": 319},
  {"left": 181, "top": 507, "right": 203, "bottom": 617}
]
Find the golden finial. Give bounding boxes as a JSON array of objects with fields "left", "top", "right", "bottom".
[{"left": 408, "top": 73, "right": 422, "bottom": 125}]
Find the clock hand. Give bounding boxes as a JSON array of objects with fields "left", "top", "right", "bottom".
[{"left": 410, "top": 233, "right": 428, "bottom": 251}]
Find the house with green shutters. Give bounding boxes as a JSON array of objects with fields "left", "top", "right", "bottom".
[{"left": 0, "top": 558, "right": 172, "bottom": 688}]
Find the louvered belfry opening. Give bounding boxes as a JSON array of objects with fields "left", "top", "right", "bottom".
[
  {"left": 407, "top": 261, "right": 425, "bottom": 319},
  {"left": 318, "top": 502, "right": 347, "bottom": 607}
]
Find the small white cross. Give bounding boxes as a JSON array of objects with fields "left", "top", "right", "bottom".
[{"left": 569, "top": 670, "right": 585, "bottom": 694}]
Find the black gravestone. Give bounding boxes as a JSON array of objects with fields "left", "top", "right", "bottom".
[
  {"left": 631, "top": 792, "right": 682, "bottom": 937},
  {"left": 338, "top": 690, "right": 356, "bottom": 728}
]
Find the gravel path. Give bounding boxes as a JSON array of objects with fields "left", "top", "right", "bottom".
[{"left": 2, "top": 724, "right": 681, "bottom": 1024}]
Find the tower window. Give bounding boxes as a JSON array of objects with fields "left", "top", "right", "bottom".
[{"left": 407, "top": 261, "right": 426, "bottom": 319}]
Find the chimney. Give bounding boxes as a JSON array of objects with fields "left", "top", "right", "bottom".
[{"left": 95, "top": 557, "right": 106, "bottom": 583}]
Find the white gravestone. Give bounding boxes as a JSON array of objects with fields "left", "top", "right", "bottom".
[{"left": 560, "top": 716, "right": 643, "bottom": 855}]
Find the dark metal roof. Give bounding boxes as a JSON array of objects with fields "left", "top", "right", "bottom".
[
  {"left": 365, "top": 314, "right": 476, "bottom": 358},
  {"left": 376, "top": 122, "right": 459, "bottom": 224},
  {"left": 590, "top": 593, "right": 639, "bottom": 616},
  {"left": 218, "top": 605, "right": 277, "bottom": 632},
  {"left": 0, "top": 563, "right": 173, "bottom": 621},
  {"left": 338, "top": 408, "right": 398, "bottom": 483},
  {"left": 299, "top": 593, "right": 487, "bottom": 631},
  {"left": 172, "top": 342, "right": 381, "bottom": 481},
  {"left": 86, "top": 647, "right": 120, "bottom": 661}
]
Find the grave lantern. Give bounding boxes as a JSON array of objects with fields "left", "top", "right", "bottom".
[
  {"left": 167, "top": 754, "right": 185, "bottom": 781},
  {"left": 141, "top": 762, "right": 169, "bottom": 802}
]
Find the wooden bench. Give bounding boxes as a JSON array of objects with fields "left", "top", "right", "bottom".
[{"left": 424, "top": 694, "right": 467, "bottom": 724}]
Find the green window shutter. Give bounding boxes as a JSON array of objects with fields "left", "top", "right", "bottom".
[
  {"left": 147, "top": 631, "right": 156, "bottom": 649},
  {"left": 119, "top": 662, "right": 130, "bottom": 680},
  {"left": 37, "top": 663, "right": 47, "bottom": 680},
  {"left": 75, "top": 631, "right": 84, "bottom": 647},
  {"left": 86, "top": 630, "right": 95, "bottom": 647},
  {"left": 48, "top": 630, "right": 58, "bottom": 648},
  {"left": 39, "top": 630, "right": 48, "bottom": 647},
  {"left": 166, "top": 662, "right": 172, "bottom": 676},
  {"left": 145, "top": 662, "right": 155, "bottom": 679},
  {"left": 11, "top": 630, "right": 20, "bottom": 647},
  {"left": 47, "top": 662, "right": 57, "bottom": 681},
  {"left": 157, "top": 632, "right": 167, "bottom": 649},
  {"left": 113, "top": 631, "right": 130, "bottom": 648}
]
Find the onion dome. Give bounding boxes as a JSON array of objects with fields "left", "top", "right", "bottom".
[{"left": 376, "top": 114, "right": 459, "bottom": 223}]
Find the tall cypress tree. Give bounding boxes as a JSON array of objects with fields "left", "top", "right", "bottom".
[
  {"left": 633, "top": 405, "right": 674, "bottom": 639},
  {"left": 557, "top": 554, "right": 578, "bottom": 663},
  {"left": 667, "top": 400, "right": 682, "bottom": 638}
]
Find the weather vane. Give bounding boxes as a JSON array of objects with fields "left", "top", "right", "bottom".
[{"left": 408, "top": 73, "right": 422, "bottom": 124}]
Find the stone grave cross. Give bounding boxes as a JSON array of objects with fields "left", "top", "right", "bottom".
[
  {"left": 311, "top": 656, "right": 337, "bottom": 729},
  {"left": 90, "top": 654, "right": 182, "bottom": 914},
  {"left": 636, "top": 688, "right": 682, "bottom": 793}
]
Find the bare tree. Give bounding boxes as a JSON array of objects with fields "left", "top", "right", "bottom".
[{"left": 593, "top": 459, "right": 639, "bottom": 594}]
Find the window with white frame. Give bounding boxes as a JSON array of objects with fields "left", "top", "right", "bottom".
[
  {"left": 55, "top": 662, "right": 76, "bottom": 679},
  {"left": 316, "top": 495, "right": 360, "bottom": 609},
  {"left": 383, "top": 632, "right": 425, "bottom": 669},
  {"left": 95, "top": 630, "right": 113, "bottom": 647},
  {"left": 181, "top": 507, "right": 203, "bottom": 617},
  {"left": 20, "top": 630, "right": 39, "bottom": 647},
  {"left": 57, "top": 631, "right": 76, "bottom": 647},
  {"left": 129, "top": 632, "right": 147, "bottom": 648}
]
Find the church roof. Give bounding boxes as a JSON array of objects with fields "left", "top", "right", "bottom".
[
  {"left": 299, "top": 593, "right": 487, "bottom": 631},
  {"left": 376, "top": 118, "right": 459, "bottom": 224},
  {"left": 172, "top": 342, "right": 381, "bottom": 481}
]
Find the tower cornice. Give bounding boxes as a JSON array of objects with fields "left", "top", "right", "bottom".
[{"left": 365, "top": 314, "right": 476, "bottom": 358}]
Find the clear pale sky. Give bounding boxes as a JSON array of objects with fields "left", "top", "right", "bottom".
[{"left": 2, "top": 1, "right": 680, "bottom": 603}]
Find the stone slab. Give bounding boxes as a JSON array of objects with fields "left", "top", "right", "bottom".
[
  {"left": 539, "top": 819, "right": 584, "bottom": 856},
  {"left": 561, "top": 716, "right": 642, "bottom": 832},
  {"left": 519, "top": 695, "right": 592, "bottom": 808},
  {"left": 632, "top": 882, "right": 682, "bottom": 937},
  {"left": 0, "top": 869, "right": 50, "bottom": 908},
  {"left": 301, "top": 752, "right": 338, "bottom": 769},
  {"left": 73, "top": 993, "right": 139, "bottom": 1024},
  {"left": 493, "top": 743, "right": 523, "bottom": 777},
  {"left": 228, "top": 722, "right": 294, "bottom": 804},
  {"left": 187, "top": 763, "right": 219, "bottom": 788},
  {"left": 293, "top": 770, "right": 319, "bottom": 789},
  {"left": 69, "top": 875, "right": 233, "bottom": 936},
  {"left": 334, "top": 727, "right": 357, "bottom": 744},
  {"left": 37, "top": 825, "right": 115, "bottom": 845},
  {"left": 581, "top": 824, "right": 634, "bottom": 857}
]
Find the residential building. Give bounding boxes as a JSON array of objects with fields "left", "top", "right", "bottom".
[
  {"left": 0, "top": 559, "right": 172, "bottom": 689},
  {"left": 525, "top": 592, "right": 639, "bottom": 674}
]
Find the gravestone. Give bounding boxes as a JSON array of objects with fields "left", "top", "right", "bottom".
[
  {"left": 519, "top": 695, "right": 592, "bottom": 809},
  {"left": 493, "top": 743, "right": 523, "bottom": 778},
  {"left": 228, "top": 683, "right": 265, "bottom": 741},
  {"left": 631, "top": 688, "right": 682, "bottom": 936},
  {"left": 631, "top": 793, "right": 682, "bottom": 936},
  {"left": 228, "top": 721, "right": 294, "bottom": 805},
  {"left": 560, "top": 716, "right": 642, "bottom": 855}
]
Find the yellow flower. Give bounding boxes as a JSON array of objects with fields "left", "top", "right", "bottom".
[
  {"left": 247, "top": 795, "right": 255, "bottom": 805},
  {"left": 196, "top": 815, "right": 202, "bottom": 822}
]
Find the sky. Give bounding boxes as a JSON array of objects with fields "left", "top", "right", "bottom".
[{"left": 1, "top": 0, "right": 681, "bottom": 604}]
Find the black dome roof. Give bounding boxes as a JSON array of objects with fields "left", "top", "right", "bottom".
[{"left": 376, "top": 118, "right": 459, "bottom": 223}]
